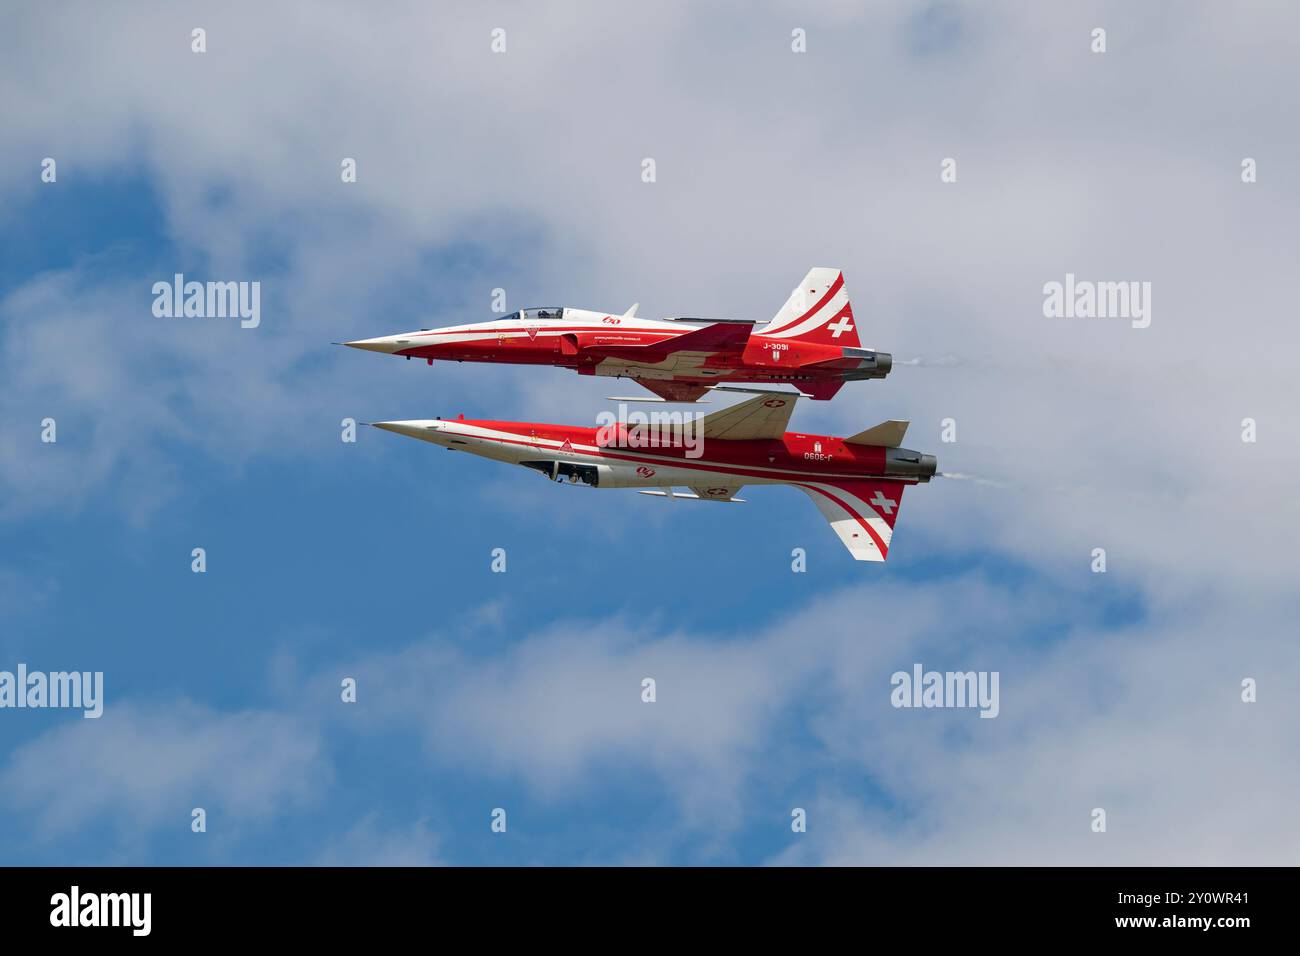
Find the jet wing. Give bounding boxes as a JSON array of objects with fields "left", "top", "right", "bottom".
[
  {"left": 566, "top": 320, "right": 754, "bottom": 360},
  {"left": 635, "top": 380, "right": 714, "bottom": 403},
  {"left": 695, "top": 391, "right": 800, "bottom": 441},
  {"left": 688, "top": 484, "right": 745, "bottom": 501},
  {"left": 658, "top": 320, "right": 754, "bottom": 353},
  {"left": 797, "top": 479, "right": 908, "bottom": 562}
]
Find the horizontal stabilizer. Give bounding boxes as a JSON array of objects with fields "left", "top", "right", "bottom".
[
  {"left": 799, "top": 379, "right": 846, "bottom": 401},
  {"left": 846, "top": 420, "right": 909, "bottom": 447}
]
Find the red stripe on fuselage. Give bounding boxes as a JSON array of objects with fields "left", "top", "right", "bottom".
[
  {"left": 394, "top": 316, "right": 858, "bottom": 386},
  {"left": 447, "top": 421, "right": 899, "bottom": 485},
  {"left": 402, "top": 327, "right": 679, "bottom": 342}
]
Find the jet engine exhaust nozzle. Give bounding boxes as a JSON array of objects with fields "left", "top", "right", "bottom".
[{"left": 885, "top": 448, "right": 938, "bottom": 482}]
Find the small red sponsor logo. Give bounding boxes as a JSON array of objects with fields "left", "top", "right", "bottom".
[
  {"left": 602, "top": 316, "right": 621, "bottom": 325},
  {"left": 636, "top": 465, "right": 656, "bottom": 477},
  {"left": 526, "top": 326, "right": 538, "bottom": 340}
]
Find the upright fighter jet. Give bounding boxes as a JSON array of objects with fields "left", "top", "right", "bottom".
[
  {"left": 345, "top": 268, "right": 890, "bottom": 402},
  {"left": 368, "top": 390, "right": 935, "bottom": 562}
]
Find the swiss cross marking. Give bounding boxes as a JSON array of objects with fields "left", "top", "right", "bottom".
[{"left": 828, "top": 316, "right": 854, "bottom": 339}]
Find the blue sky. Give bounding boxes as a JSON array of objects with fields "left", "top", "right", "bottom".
[
  {"left": 0, "top": 176, "right": 989, "bottom": 865},
  {"left": 2, "top": 1, "right": 1298, "bottom": 866}
]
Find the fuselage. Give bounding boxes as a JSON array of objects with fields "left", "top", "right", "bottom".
[
  {"left": 372, "top": 416, "right": 937, "bottom": 490},
  {"left": 347, "top": 307, "right": 891, "bottom": 396}
]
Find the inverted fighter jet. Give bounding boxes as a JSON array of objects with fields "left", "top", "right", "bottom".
[
  {"left": 369, "top": 390, "right": 935, "bottom": 562},
  {"left": 345, "top": 268, "right": 891, "bottom": 402}
]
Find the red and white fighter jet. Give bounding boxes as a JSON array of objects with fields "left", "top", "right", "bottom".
[
  {"left": 346, "top": 268, "right": 891, "bottom": 402},
  {"left": 371, "top": 390, "right": 935, "bottom": 562}
]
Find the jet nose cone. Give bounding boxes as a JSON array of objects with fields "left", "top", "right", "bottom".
[
  {"left": 370, "top": 420, "right": 446, "bottom": 443},
  {"left": 344, "top": 337, "right": 401, "bottom": 354}
]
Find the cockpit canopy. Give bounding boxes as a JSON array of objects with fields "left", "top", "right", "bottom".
[{"left": 502, "top": 307, "right": 564, "bottom": 321}]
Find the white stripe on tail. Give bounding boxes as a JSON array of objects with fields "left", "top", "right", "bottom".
[{"left": 761, "top": 267, "right": 861, "bottom": 348}]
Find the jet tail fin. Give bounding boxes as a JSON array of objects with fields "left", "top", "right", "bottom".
[
  {"left": 761, "top": 267, "right": 861, "bottom": 348},
  {"left": 799, "top": 479, "right": 907, "bottom": 562}
]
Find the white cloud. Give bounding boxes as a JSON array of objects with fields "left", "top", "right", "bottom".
[
  {"left": 0, "top": 700, "right": 331, "bottom": 842},
  {"left": 314, "top": 814, "right": 444, "bottom": 866},
  {"left": 0, "top": 1, "right": 1295, "bottom": 586},
  {"left": 2, "top": 1, "right": 1298, "bottom": 863},
  {"left": 325, "top": 572, "right": 1300, "bottom": 863},
  {"left": 339, "top": 621, "right": 788, "bottom": 817},
  {"left": 769, "top": 602, "right": 1300, "bottom": 865}
]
